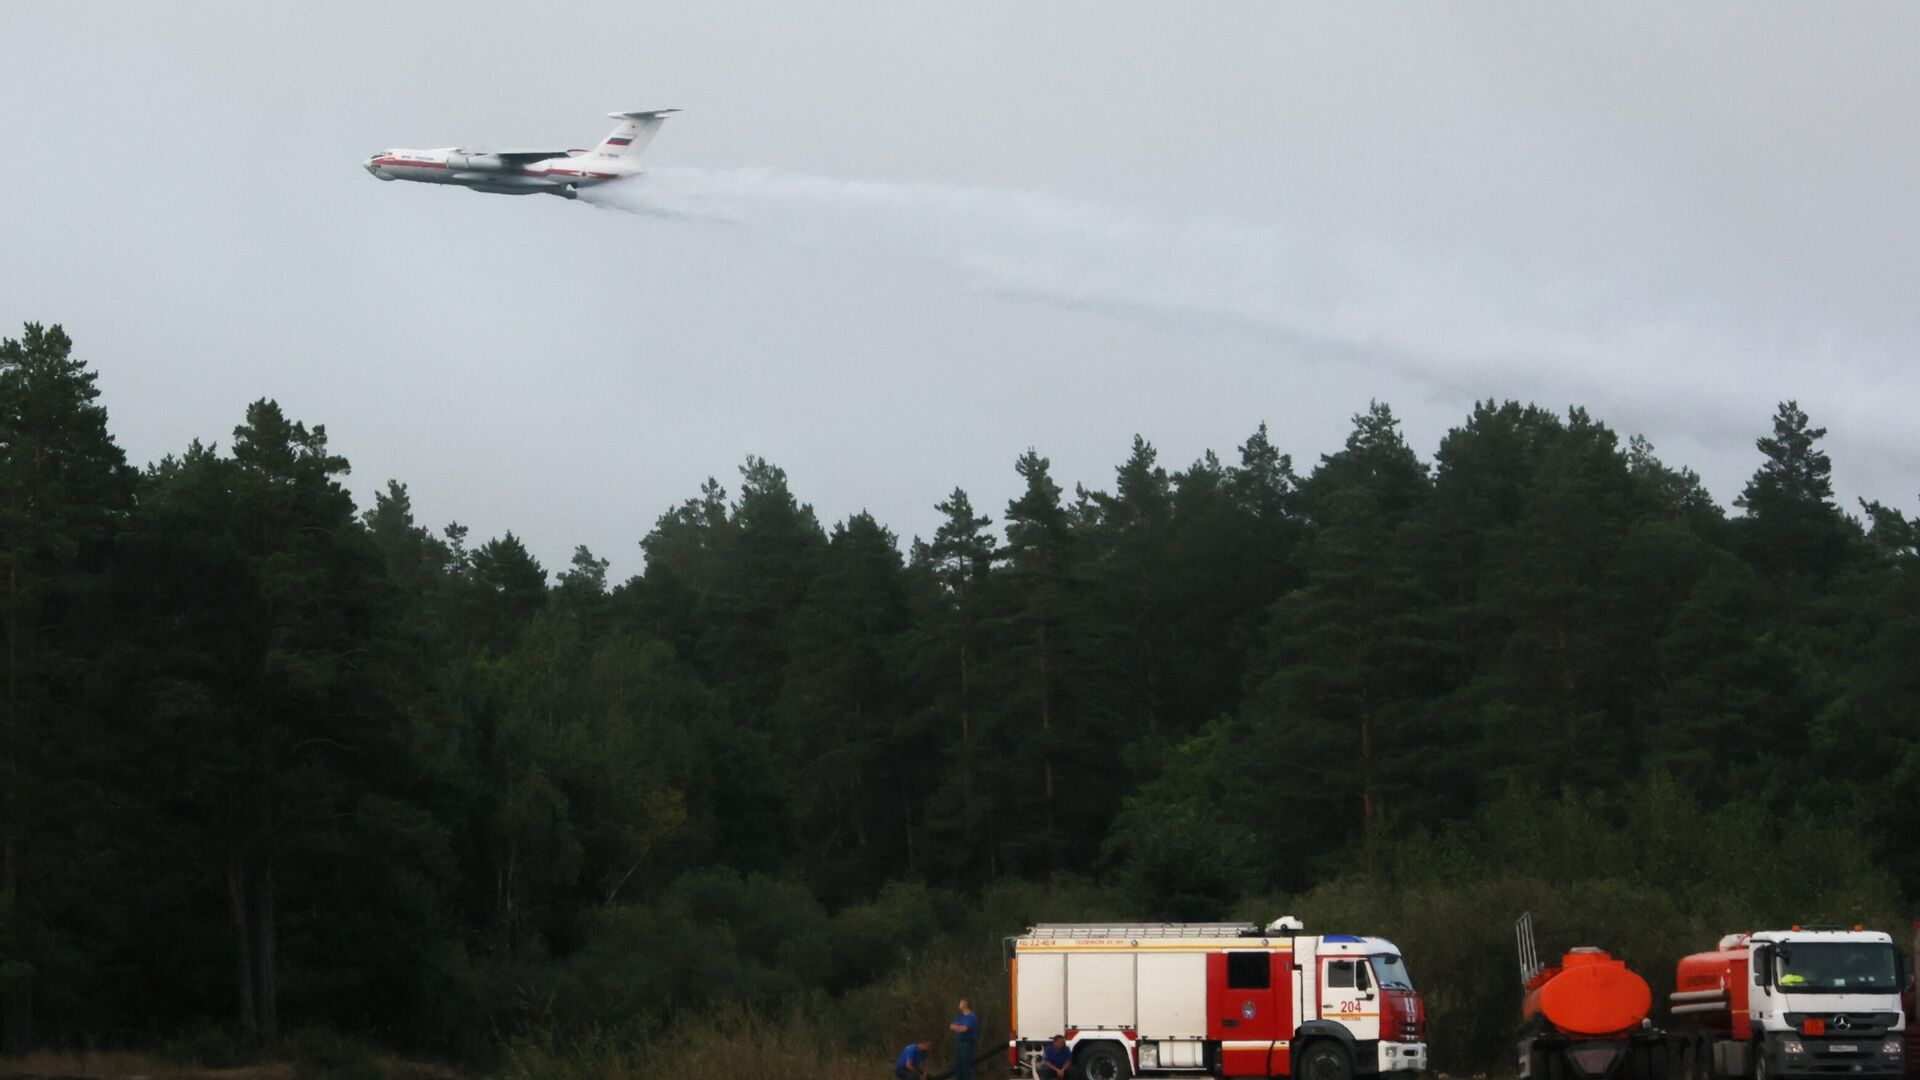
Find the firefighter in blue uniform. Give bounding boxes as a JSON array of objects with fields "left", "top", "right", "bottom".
[
  {"left": 946, "top": 998, "right": 979, "bottom": 1080},
  {"left": 894, "top": 1039, "right": 933, "bottom": 1080},
  {"left": 1040, "top": 1034, "right": 1073, "bottom": 1079}
]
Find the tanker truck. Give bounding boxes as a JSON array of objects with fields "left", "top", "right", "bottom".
[
  {"left": 1903, "top": 919, "right": 1920, "bottom": 1074},
  {"left": 1668, "top": 926, "right": 1905, "bottom": 1080},
  {"left": 1515, "top": 913, "right": 1670, "bottom": 1080}
]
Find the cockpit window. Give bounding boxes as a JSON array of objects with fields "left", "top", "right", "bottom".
[
  {"left": 1775, "top": 942, "right": 1897, "bottom": 992},
  {"left": 1371, "top": 953, "right": 1414, "bottom": 990}
]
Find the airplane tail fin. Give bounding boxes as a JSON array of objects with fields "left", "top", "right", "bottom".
[{"left": 593, "top": 109, "right": 679, "bottom": 159}]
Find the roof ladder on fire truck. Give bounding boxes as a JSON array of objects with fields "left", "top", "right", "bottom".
[{"left": 1026, "top": 923, "right": 1264, "bottom": 939}]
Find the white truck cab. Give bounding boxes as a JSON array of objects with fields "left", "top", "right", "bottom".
[{"left": 1746, "top": 928, "right": 1905, "bottom": 1079}]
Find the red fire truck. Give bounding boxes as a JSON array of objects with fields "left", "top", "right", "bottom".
[{"left": 1006, "top": 917, "right": 1427, "bottom": 1080}]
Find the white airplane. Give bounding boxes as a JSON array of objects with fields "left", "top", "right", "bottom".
[{"left": 363, "top": 109, "right": 678, "bottom": 199}]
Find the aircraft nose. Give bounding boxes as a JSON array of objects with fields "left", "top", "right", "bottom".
[{"left": 363, "top": 158, "right": 380, "bottom": 175}]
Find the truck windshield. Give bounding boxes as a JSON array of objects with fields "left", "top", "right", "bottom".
[
  {"left": 1371, "top": 953, "right": 1414, "bottom": 990},
  {"left": 1774, "top": 942, "right": 1897, "bottom": 992}
]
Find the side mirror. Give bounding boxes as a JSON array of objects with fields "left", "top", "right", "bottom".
[{"left": 1754, "top": 945, "right": 1774, "bottom": 989}]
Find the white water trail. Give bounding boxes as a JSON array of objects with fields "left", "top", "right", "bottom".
[
  {"left": 584, "top": 167, "right": 1386, "bottom": 360},
  {"left": 580, "top": 168, "right": 1898, "bottom": 447}
]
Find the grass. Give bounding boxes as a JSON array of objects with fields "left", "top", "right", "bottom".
[
  {"left": 0, "top": 1050, "right": 292, "bottom": 1079},
  {"left": 4, "top": 943, "right": 1011, "bottom": 1080},
  {"left": 498, "top": 938, "right": 1017, "bottom": 1080},
  {"left": 0, "top": 1049, "right": 468, "bottom": 1080},
  {"left": 502, "top": 1014, "right": 1015, "bottom": 1080}
]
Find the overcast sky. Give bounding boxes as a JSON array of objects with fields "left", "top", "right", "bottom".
[{"left": 4, "top": 3, "right": 1917, "bottom": 578}]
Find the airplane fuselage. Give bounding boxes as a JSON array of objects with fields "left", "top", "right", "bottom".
[
  {"left": 365, "top": 109, "right": 678, "bottom": 201},
  {"left": 363, "top": 149, "right": 635, "bottom": 199}
]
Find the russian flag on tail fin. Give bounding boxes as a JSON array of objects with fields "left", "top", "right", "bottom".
[{"left": 594, "top": 108, "right": 680, "bottom": 158}]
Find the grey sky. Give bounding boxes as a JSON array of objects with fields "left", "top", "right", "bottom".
[{"left": 4, "top": 3, "right": 1917, "bottom": 577}]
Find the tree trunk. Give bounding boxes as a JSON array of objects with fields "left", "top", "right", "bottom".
[
  {"left": 1039, "top": 623, "right": 1055, "bottom": 867},
  {"left": 900, "top": 785, "right": 915, "bottom": 870},
  {"left": 0, "top": 988, "right": 26, "bottom": 1058},
  {"left": 959, "top": 643, "right": 972, "bottom": 746},
  {"left": 228, "top": 783, "right": 277, "bottom": 1042},
  {"left": 249, "top": 855, "right": 276, "bottom": 1042},
  {"left": 227, "top": 857, "right": 257, "bottom": 1039},
  {"left": 1360, "top": 693, "right": 1375, "bottom": 823},
  {"left": 958, "top": 641, "right": 974, "bottom": 815},
  {"left": 2, "top": 559, "right": 32, "bottom": 1055}
]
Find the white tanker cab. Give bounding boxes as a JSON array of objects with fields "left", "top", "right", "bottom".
[
  {"left": 1669, "top": 925, "right": 1906, "bottom": 1080},
  {"left": 1006, "top": 917, "right": 1427, "bottom": 1080}
]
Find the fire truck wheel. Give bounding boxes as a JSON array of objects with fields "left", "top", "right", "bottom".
[
  {"left": 1753, "top": 1043, "right": 1769, "bottom": 1080},
  {"left": 1298, "top": 1040, "right": 1354, "bottom": 1080},
  {"left": 1071, "top": 1041, "right": 1132, "bottom": 1080}
]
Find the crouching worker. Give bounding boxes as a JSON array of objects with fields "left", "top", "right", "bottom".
[
  {"left": 895, "top": 1039, "right": 934, "bottom": 1080},
  {"left": 1039, "top": 1034, "right": 1072, "bottom": 1080}
]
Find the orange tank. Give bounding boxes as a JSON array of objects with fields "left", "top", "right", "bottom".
[
  {"left": 1674, "top": 941, "right": 1750, "bottom": 1038},
  {"left": 1523, "top": 948, "right": 1654, "bottom": 1037}
]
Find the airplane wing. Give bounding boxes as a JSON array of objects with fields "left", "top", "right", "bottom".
[{"left": 493, "top": 149, "right": 571, "bottom": 163}]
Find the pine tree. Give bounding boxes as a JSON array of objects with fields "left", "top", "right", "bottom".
[
  {"left": 1081, "top": 437, "right": 1175, "bottom": 738},
  {"left": 629, "top": 477, "right": 731, "bottom": 668},
  {"left": 0, "top": 325, "right": 131, "bottom": 1052},
  {"left": 1736, "top": 401, "right": 1853, "bottom": 579},
  {"left": 123, "top": 401, "right": 393, "bottom": 1041},
  {"left": 982, "top": 450, "right": 1078, "bottom": 873},
  {"left": 705, "top": 459, "right": 826, "bottom": 723},
  {"left": 1239, "top": 403, "right": 1443, "bottom": 878},
  {"left": 1471, "top": 409, "right": 1643, "bottom": 790},
  {"left": 907, "top": 490, "right": 997, "bottom": 882},
  {"left": 778, "top": 513, "right": 910, "bottom": 896},
  {"left": 468, "top": 533, "right": 548, "bottom": 651},
  {"left": 921, "top": 489, "right": 994, "bottom": 600}
]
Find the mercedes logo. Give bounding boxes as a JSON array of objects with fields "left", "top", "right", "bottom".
[{"left": 1832, "top": 1016, "right": 1852, "bottom": 1030}]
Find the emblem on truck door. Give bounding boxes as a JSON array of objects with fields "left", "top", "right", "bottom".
[{"left": 1243, "top": 1001, "right": 1257, "bottom": 1020}]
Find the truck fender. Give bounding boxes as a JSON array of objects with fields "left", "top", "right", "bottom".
[
  {"left": 1295, "top": 1021, "right": 1359, "bottom": 1051},
  {"left": 1294, "top": 1020, "right": 1362, "bottom": 1066}
]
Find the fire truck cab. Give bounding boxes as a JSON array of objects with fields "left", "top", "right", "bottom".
[{"left": 1008, "top": 917, "right": 1427, "bottom": 1080}]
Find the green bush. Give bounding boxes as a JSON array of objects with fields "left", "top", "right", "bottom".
[
  {"left": 156, "top": 1022, "right": 256, "bottom": 1069},
  {"left": 286, "top": 1025, "right": 389, "bottom": 1080}
]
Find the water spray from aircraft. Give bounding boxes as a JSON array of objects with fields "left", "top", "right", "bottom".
[
  {"left": 565, "top": 145, "right": 1905, "bottom": 464},
  {"left": 582, "top": 166, "right": 1734, "bottom": 422}
]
